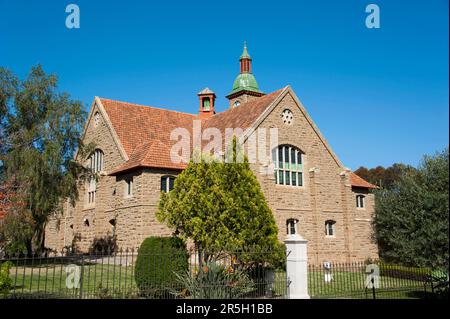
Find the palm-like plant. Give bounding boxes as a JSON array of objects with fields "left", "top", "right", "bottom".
[{"left": 172, "top": 262, "right": 254, "bottom": 299}]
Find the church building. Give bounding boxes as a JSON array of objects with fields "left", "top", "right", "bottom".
[{"left": 45, "top": 44, "right": 378, "bottom": 264}]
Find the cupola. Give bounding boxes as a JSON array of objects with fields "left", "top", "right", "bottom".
[
  {"left": 198, "top": 87, "right": 216, "bottom": 119},
  {"left": 226, "top": 42, "right": 264, "bottom": 108}
]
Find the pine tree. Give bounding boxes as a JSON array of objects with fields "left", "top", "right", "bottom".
[{"left": 157, "top": 139, "right": 281, "bottom": 264}]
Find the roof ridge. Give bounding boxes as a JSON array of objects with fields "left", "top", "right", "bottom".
[
  {"left": 204, "top": 87, "right": 286, "bottom": 123},
  {"left": 99, "top": 97, "right": 198, "bottom": 117}
]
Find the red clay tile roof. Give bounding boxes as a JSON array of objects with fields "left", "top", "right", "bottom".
[
  {"left": 350, "top": 172, "right": 378, "bottom": 189},
  {"left": 103, "top": 88, "right": 284, "bottom": 174},
  {"left": 202, "top": 88, "right": 285, "bottom": 133},
  {"left": 101, "top": 89, "right": 376, "bottom": 189}
]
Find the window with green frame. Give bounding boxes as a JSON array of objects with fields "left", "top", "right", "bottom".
[
  {"left": 202, "top": 97, "right": 210, "bottom": 111},
  {"left": 272, "top": 145, "right": 304, "bottom": 186}
]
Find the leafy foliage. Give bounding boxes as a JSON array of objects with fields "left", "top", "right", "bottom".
[
  {"left": 0, "top": 65, "right": 92, "bottom": 254},
  {"left": 0, "top": 261, "right": 13, "bottom": 295},
  {"left": 355, "top": 163, "right": 416, "bottom": 189},
  {"left": 134, "top": 236, "right": 189, "bottom": 298},
  {"left": 157, "top": 139, "right": 280, "bottom": 261},
  {"left": 173, "top": 261, "right": 254, "bottom": 299},
  {"left": 89, "top": 235, "right": 118, "bottom": 255},
  {"left": 0, "top": 209, "right": 34, "bottom": 255},
  {"left": 373, "top": 148, "right": 449, "bottom": 270}
]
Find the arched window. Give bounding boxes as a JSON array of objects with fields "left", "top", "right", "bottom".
[
  {"left": 89, "top": 149, "right": 104, "bottom": 173},
  {"left": 286, "top": 219, "right": 298, "bottom": 235},
  {"left": 356, "top": 195, "right": 365, "bottom": 208},
  {"left": 161, "top": 176, "right": 175, "bottom": 193},
  {"left": 325, "top": 220, "right": 336, "bottom": 236},
  {"left": 87, "top": 149, "right": 103, "bottom": 205},
  {"left": 272, "top": 145, "right": 304, "bottom": 186}
]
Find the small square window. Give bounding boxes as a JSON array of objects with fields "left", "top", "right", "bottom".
[
  {"left": 325, "top": 220, "right": 335, "bottom": 236},
  {"left": 161, "top": 176, "right": 176, "bottom": 192},
  {"left": 356, "top": 195, "right": 365, "bottom": 208},
  {"left": 287, "top": 219, "right": 298, "bottom": 235}
]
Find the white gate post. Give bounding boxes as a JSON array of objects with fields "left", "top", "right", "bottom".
[{"left": 285, "top": 234, "right": 310, "bottom": 299}]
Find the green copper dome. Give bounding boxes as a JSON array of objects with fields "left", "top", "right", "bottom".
[
  {"left": 228, "top": 42, "right": 262, "bottom": 96},
  {"left": 230, "top": 73, "right": 261, "bottom": 95}
]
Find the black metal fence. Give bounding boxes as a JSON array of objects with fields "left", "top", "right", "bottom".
[
  {"left": 2, "top": 251, "right": 447, "bottom": 299},
  {"left": 0, "top": 249, "right": 288, "bottom": 299},
  {"left": 308, "top": 261, "right": 446, "bottom": 299}
]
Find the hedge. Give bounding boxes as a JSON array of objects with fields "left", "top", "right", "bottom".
[{"left": 134, "top": 236, "right": 188, "bottom": 298}]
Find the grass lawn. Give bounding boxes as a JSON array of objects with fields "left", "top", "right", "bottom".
[
  {"left": 308, "top": 270, "right": 428, "bottom": 299},
  {"left": 7, "top": 261, "right": 137, "bottom": 298}
]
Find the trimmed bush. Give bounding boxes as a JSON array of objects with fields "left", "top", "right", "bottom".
[{"left": 134, "top": 236, "right": 188, "bottom": 298}]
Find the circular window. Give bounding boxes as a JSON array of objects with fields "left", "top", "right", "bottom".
[
  {"left": 281, "top": 109, "right": 293, "bottom": 125},
  {"left": 94, "top": 112, "right": 100, "bottom": 127},
  {"left": 233, "top": 100, "right": 241, "bottom": 107}
]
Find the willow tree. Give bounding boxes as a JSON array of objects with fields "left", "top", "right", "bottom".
[
  {"left": 157, "top": 140, "right": 282, "bottom": 265},
  {"left": 0, "top": 65, "right": 91, "bottom": 254}
]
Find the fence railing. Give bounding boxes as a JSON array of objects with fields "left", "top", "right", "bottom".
[
  {"left": 1, "top": 251, "right": 446, "bottom": 299},
  {"left": 308, "top": 261, "right": 441, "bottom": 299},
  {"left": 0, "top": 249, "right": 288, "bottom": 299}
]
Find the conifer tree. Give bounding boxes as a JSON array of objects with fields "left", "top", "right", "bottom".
[{"left": 157, "top": 139, "right": 281, "bottom": 264}]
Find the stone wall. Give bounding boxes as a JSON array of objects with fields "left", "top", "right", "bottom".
[
  {"left": 45, "top": 92, "right": 378, "bottom": 262},
  {"left": 245, "top": 91, "right": 378, "bottom": 263}
]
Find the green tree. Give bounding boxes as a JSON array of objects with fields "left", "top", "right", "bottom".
[
  {"left": 156, "top": 140, "right": 280, "bottom": 262},
  {"left": 0, "top": 65, "right": 92, "bottom": 254},
  {"left": 355, "top": 163, "right": 415, "bottom": 189},
  {"left": 373, "top": 148, "right": 449, "bottom": 270}
]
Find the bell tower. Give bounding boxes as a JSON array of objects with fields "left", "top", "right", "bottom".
[{"left": 226, "top": 42, "right": 264, "bottom": 108}]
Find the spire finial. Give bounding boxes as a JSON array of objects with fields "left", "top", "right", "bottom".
[{"left": 240, "top": 41, "right": 251, "bottom": 59}]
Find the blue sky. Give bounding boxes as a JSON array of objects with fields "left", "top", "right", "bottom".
[{"left": 0, "top": 0, "right": 448, "bottom": 170}]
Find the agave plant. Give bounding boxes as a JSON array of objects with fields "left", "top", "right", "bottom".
[{"left": 172, "top": 261, "right": 254, "bottom": 299}]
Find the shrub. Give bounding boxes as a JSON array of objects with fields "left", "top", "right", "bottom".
[
  {"left": 235, "top": 243, "right": 286, "bottom": 270},
  {"left": 134, "top": 236, "right": 188, "bottom": 298},
  {"left": 379, "top": 264, "right": 430, "bottom": 281},
  {"left": 96, "top": 283, "right": 138, "bottom": 299},
  {"left": 172, "top": 261, "right": 254, "bottom": 299},
  {"left": 89, "top": 235, "right": 118, "bottom": 255},
  {"left": 0, "top": 261, "right": 13, "bottom": 295}
]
